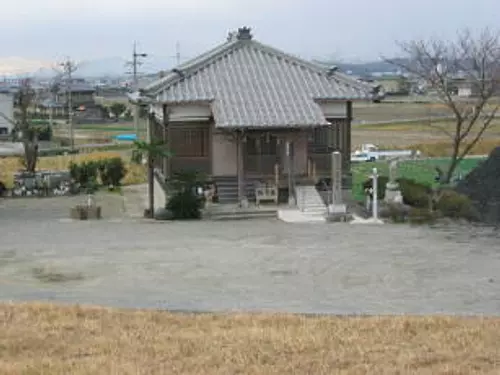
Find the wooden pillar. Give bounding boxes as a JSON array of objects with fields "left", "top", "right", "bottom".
[
  {"left": 162, "top": 104, "right": 170, "bottom": 179},
  {"left": 236, "top": 131, "right": 245, "bottom": 206},
  {"left": 345, "top": 100, "right": 353, "bottom": 189},
  {"left": 147, "top": 112, "right": 155, "bottom": 218}
]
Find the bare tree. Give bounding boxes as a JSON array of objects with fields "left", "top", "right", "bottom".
[
  {"left": 388, "top": 28, "right": 500, "bottom": 183},
  {"left": 0, "top": 80, "right": 39, "bottom": 172}
]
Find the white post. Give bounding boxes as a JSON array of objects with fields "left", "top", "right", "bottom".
[
  {"left": 286, "top": 140, "right": 295, "bottom": 206},
  {"left": 372, "top": 167, "right": 378, "bottom": 220},
  {"left": 331, "top": 151, "right": 342, "bottom": 205}
]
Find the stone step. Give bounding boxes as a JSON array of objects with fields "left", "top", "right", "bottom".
[
  {"left": 206, "top": 210, "right": 277, "bottom": 221},
  {"left": 301, "top": 210, "right": 326, "bottom": 215}
]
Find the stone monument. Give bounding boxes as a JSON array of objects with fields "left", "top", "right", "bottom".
[
  {"left": 328, "top": 151, "right": 347, "bottom": 215},
  {"left": 385, "top": 159, "right": 403, "bottom": 204}
]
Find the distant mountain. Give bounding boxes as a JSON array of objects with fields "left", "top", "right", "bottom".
[
  {"left": 0, "top": 57, "right": 53, "bottom": 77},
  {"left": 27, "top": 56, "right": 174, "bottom": 79},
  {"left": 3, "top": 54, "right": 410, "bottom": 80},
  {"left": 315, "top": 58, "right": 410, "bottom": 77}
]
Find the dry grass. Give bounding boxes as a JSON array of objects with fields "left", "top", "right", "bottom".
[
  {"left": 0, "top": 303, "right": 499, "bottom": 375},
  {"left": 0, "top": 151, "right": 146, "bottom": 188},
  {"left": 402, "top": 138, "right": 500, "bottom": 157},
  {"left": 352, "top": 118, "right": 500, "bottom": 156},
  {"left": 355, "top": 119, "right": 500, "bottom": 133},
  {"left": 353, "top": 101, "right": 500, "bottom": 123}
]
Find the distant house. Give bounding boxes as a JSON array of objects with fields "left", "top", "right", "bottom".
[
  {"left": 454, "top": 78, "right": 479, "bottom": 98},
  {"left": 0, "top": 90, "right": 14, "bottom": 136},
  {"left": 134, "top": 27, "right": 374, "bottom": 204},
  {"left": 375, "top": 75, "right": 410, "bottom": 96},
  {"left": 55, "top": 79, "right": 96, "bottom": 110}
]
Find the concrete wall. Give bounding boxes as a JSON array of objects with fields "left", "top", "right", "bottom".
[
  {"left": 211, "top": 130, "right": 310, "bottom": 177},
  {"left": 318, "top": 101, "right": 346, "bottom": 118},
  {"left": 293, "top": 133, "right": 308, "bottom": 174},
  {"left": 151, "top": 103, "right": 211, "bottom": 123},
  {"left": 0, "top": 93, "right": 14, "bottom": 135},
  {"left": 212, "top": 130, "right": 237, "bottom": 176}
]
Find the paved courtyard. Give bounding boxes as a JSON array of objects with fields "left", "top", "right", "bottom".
[{"left": 1, "top": 196, "right": 499, "bottom": 315}]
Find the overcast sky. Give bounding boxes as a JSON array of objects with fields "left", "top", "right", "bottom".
[{"left": 0, "top": 0, "right": 498, "bottom": 64}]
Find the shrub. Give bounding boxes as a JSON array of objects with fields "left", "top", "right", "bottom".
[
  {"left": 408, "top": 207, "right": 438, "bottom": 225},
  {"left": 397, "top": 178, "right": 432, "bottom": 208},
  {"left": 68, "top": 160, "right": 99, "bottom": 193},
  {"left": 131, "top": 149, "right": 144, "bottom": 165},
  {"left": 435, "top": 189, "right": 480, "bottom": 221},
  {"left": 166, "top": 190, "right": 203, "bottom": 220},
  {"left": 0, "top": 180, "right": 6, "bottom": 196},
  {"left": 37, "top": 125, "right": 53, "bottom": 141},
  {"left": 381, "top": 203, "right": 410, "bottom": 223},
  {"left": 99, "top": 157, "right": 126, "bottom": 188},
  {"left": 362, "top": 176, "right": 389, "bottom": 200},
  {"left": 165, "top": 170, "right": 206, "bottom": 220},
  {"left": 70, "top": 157, "right": 126, "bottom": 192}
]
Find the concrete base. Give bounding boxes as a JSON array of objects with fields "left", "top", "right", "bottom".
[
  {"left": 278, "top": 208, "right": 326, "bottom": 223},
  {"left": 144, "top": 178, "right": 167, "bottom": 212},
  {"left": 350, "top": 214, "right": 384, "bottom": 225},
  {"left": 328, "top": 204, "right": 347, "bottom": 214},
  {"left": 385, "top": 189, "right": 403, "bottom": 204},
  {"left": 70, "top": 205, "right": 102, "bottom": 220},
  {"left": 239, "top": 197, "right": 249, "bottom": 208}
]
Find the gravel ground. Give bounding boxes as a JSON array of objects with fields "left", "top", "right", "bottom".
[{"left": 1, "top": 196, "right": 499, "bottom": 315}]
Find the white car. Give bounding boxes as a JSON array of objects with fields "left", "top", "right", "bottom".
[{"left": 350, "top": 152, "right": 377, "bottom": 163}]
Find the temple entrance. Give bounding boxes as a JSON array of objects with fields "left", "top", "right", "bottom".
[{"left": 244, "top": 133, "right": 283, "bottom": 176}]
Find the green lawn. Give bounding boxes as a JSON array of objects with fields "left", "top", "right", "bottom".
[
  {"left": 77, "top": 123, "right": 135, "bottom": 132},
  {"left": 351, "top": 157, "right": 485, "bottom": 201}
]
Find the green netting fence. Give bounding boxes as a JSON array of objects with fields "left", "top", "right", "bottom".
[{"left": 351, "top": 157, "right": 486, "bottom": 201}]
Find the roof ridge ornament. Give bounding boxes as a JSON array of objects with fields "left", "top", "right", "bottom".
[
  {"left": 327, "top": 65, "right": 339, "bottom": 77},
  {"left": 236, "top": 27, "right": 252, "bottom": 41}
]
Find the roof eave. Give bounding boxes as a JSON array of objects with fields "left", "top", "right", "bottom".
[{"left": 215, "top": 123, "right": 332, "bottom": 130}]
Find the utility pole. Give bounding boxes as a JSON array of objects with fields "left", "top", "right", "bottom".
[
  {"left": 175, "top": 42, "right": 181, "bottom": 66},
  {"left": 126, "top": 42, "right": 147, "bottom": 139},
  {"left": 60, "top": 58, "right": 78, "bottom": 150}
]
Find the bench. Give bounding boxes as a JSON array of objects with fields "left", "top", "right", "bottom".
[{"left": 255, "top": 182, "right": 278, "bottom": 206}]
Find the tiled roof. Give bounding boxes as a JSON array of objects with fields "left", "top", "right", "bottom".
[
  {"left": 145, "top": 28, "right": 375, "bottom": 128},
  {"left": 58, "top": 82, "right": 96, "bottom": 93}
]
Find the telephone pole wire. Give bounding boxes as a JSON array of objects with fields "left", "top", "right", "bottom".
[
  {"left": 60, "top": 58, "right": 78, "bottom": 150},
  {"left": 175, "top": 42, "right": 181, "bottom": 65},
  {"left": 127, "top": 42, "right": 148, "bottom": 138}
]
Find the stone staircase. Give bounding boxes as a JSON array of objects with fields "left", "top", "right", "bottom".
[
  {"left": 296, "top": 185, "right": 327, "bottom": 215},
  {"left": 278, "top": 185, "right": 327, "bottom": 223},
  {"left": 213, "top": 176, "right": 239, "bottom": 204},
  {"left": 212, "top": 176, "right": 266, "bottom": 204}
]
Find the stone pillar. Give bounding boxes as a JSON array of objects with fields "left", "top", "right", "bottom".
[
  {"left": 344, "top": 101, "right": 353, "bottom": 189},
  {"left": 162, "top": 104, "right": 170, "bottom": 179},
  {"left": 286, "top": 139, "right": 296, "bottom": 206},
  {"left": 385, "top": 159, "right": 403, "bottom": 204},
  {"left": 328, "top": 151, "right": 346, "bottom": 214},
  {"left": 237, "top": 131, "right": 247, "bottom": 207},
  {"left": 372, "top": 167, "right": 379, "bottom": 220}
]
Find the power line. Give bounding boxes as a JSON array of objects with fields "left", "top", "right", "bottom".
[
  {"left": 125, "top": 42, "right": 147, "bottom": 138},
  {"left": 60, "top": 58, "right": 78, "bottom": 150},
  {"left": 175, "top": 41, "right": 181, "bottom": 66}
]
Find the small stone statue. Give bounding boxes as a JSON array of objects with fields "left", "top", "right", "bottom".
[
  {"left": 389, "top": 160, "right": 398, "bottom": 184},
  {"left": 86, "top": 194, "right": 95, "bottom": 207}
]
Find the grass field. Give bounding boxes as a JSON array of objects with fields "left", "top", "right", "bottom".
[
  {"left": 77, "top": 123, "right": 135, "bottom": 132},
  {"left": 0, "top": 151, "right": 146, "bottom": 188},
  {"left": 351, "top": 157, "right": 486, "bottom": 201},
  {"left": 352, "top": 116, "right": 500, "bottom": 156},
  {"left": 0, "top": 303, "right": 499, "bottom": 375}
]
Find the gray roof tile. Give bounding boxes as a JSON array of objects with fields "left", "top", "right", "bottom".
[{"left": 145, "top": 30, "right": 374, "bottom": 128}]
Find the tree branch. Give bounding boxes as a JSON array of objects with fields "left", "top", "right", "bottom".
[
  {"left": 387, "top": 27, "right": 500, "bottom": 183},
  {"left": 459, "top": 103, "right": 500, "bottom": 160},
  {"left": 0, "top": 111, "right": 16, "bottom": 126}
]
